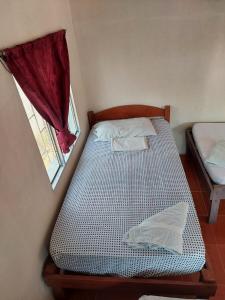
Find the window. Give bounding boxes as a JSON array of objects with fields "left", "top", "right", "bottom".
[{"left": 15, "top": 81, "right": 80, "bottom": 187}]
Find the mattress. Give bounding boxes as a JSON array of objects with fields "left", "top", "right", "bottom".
[
  {"left": 192, "top": 123, "right": 225, "bottom": 185},
  {"left": 50, "top": 118, "right": 205, "bottom": 277}
]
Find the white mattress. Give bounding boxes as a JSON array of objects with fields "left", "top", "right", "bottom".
[{"left": 192, "top": 123, "right": 225, "bottom": 185}]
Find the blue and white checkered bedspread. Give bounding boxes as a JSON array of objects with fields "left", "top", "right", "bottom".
[{"left": 50, "top": 118, "right": 205, "bottom": 277}]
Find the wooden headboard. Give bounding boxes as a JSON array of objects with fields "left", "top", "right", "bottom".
[{"left": 87, "top": 105, "right": 170, "bottom": 128}]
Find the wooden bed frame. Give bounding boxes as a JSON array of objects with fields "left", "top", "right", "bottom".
[
  {"left": 87, "top": 104, "right": 170, "bottom": 127},
  {"left": 186, "top": 128, "right": 225, "bottom": 224},
  {"left": 43, "top": 105, "right": 217, "bottom": 300}
]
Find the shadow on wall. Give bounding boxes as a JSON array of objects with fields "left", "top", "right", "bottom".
[{"left": 173, "top": 122, "right": 194, "bottom": 154}]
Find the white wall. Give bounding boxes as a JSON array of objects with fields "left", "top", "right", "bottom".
[
  {"left": 1, "top": 1, "right": 225, "bottom": 299},
  {"left": 70, "top": 0, "right": 225, "bottom": 153},
  {"left": 0, "top": 1, "right": 88, "bottom": 299}
]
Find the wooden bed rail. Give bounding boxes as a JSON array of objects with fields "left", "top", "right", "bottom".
[
  {"left": 43, "top": 257, "right": 217, "bottom": 300},
  {"left": 88, "top": 105, "right": 170, "bottom": 128}
]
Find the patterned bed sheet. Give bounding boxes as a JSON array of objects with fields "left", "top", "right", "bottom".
[{"left": 50, "top": 118, "right": 205, "bottom": 277}]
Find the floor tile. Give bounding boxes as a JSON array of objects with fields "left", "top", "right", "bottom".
[
  {"left": 198, "top": 216, "right": 217, "bottom": 244},
  {"left": 218, "top": 200, "right": 225, "bottom": 216},
  {"left": 213, "top": 216, "right": 225, "bottom": 244},
  {"left": 212, "top": 284, "right": 225, "bottom": 300},
  {"left": 185, "top": 169, "right": 202, "bottom": 191},
  {"left": 192, "top": 191, "right": 208, "bottom": 216},
  {"left": 202, "top": 191, "right": 211, "bottom": 215},
  {"left": 205, "top": 244, "right": 225, "bottom": 284},
  {"left": 182, "top": 158, "right": 202, "bottom": 191},
  {"left": 217, "top": 245, "right": 225, "bottom": 273}
]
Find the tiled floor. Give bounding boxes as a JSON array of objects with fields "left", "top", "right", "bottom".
[{"left": 68, "top": 155, "right": 225, "bottom": 299}]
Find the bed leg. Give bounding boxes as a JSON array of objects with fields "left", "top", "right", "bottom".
[
  {"left": 52, "top": 287, "right": 66, "bottom": 300},
  {"left": 209, "top": 194, "right": 220, "bottom": 224}
]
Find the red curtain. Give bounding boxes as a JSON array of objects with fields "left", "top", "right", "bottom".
[{"left": 3, "top": 30, "right": 76, "bottom": 153}]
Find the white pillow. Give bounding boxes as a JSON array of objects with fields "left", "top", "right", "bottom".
[
  {"left": 93, "top": 117, "right": 157, "bottom": 141},
  {"left": 206, "top": 140, "right": 225, "bottom": 168}
]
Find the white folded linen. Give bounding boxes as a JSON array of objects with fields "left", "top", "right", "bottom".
[
  {"left": 111, "top": 136, "right": 148, "bottom": 152},
  {"left": 139, "top": 296, "right": 203, "bottom": 300},
  {"left": 123, "top": 202, "right": 189, "bottom": 254}
]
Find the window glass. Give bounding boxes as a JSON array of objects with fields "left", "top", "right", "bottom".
[{"left": 15, "top": 81, "right": 79, "bottom": 186}]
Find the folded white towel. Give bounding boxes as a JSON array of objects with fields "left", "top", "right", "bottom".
[
  {"left": 123, "top": 202, "right": 189, "bottom": 254},
  {"left": 139, "top": 296, "right": 203, "bottom": 300},
  {"left": 111, "top": 136, "right": 148, "bottom": 152}
]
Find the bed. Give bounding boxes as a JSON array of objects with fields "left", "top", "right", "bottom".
[
  {"left": 186, "top": 123, "right": 225, "bottom": 223},
  {"left": 43, "top": 105, "right": 216, "bottom": 300}
]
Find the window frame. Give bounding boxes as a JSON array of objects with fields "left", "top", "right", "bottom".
[
  {"left": 48, "top": 88, "right": 80, "bottom": 188},
  {"left": 15, "top": 80, "right": 80, "bottom": 188}
]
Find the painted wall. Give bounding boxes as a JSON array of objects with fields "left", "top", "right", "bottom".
[
  {"left": 70, "top": 0, "right": 225, "bottom": 153},
  {"left": 1, "top": 1, "right": 225, "bottom": 299},
  {"left": 0, "top": 1, "right": 88, "bottom": 299}
]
